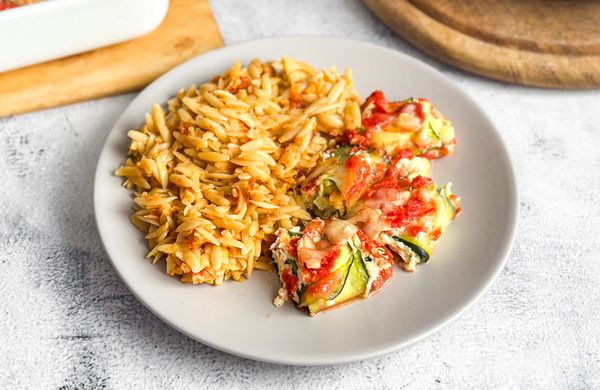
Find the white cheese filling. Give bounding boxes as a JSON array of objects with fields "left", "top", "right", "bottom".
[{"left": 381, "top": 234, "right": 419, "bottom": 272}]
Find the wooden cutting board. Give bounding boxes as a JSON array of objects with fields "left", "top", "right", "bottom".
[
  {"left": 363, "top": 0, "right": 600, "bottom": 88},
  {"left": 0, "top": 0, "right": 223, "bottom": 117}
]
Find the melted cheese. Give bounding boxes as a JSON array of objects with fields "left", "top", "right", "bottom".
[{"left": 323, "top": 219, "right": 359, "bottom": 245}]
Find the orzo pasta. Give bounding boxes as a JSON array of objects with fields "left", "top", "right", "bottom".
[{"left": 115, "top": 57, "right": 361, "bottom": 285}]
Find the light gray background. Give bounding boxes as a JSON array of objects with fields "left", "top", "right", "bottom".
[{"left": 1, "top": 1, "right": 599, "bottom": 388}]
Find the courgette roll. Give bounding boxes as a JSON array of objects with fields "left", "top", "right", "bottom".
[
  {"left": 348, "top": 175, "right": 461, "bottom": 272},
  {"left": 271, "top": 218, "right": 394, "bottom": 316},
  {"left": 301, "top": 146, "right": 430, "bottom": 218},
  {"left": 345, "top": 91, "right": 456, "bottom": 159}
]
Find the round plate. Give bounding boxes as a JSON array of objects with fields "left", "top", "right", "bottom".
[{"left": 94, "top": 37, "right": 517, "bottom": 365}]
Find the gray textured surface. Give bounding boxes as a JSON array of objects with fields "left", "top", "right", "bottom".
[{"left": 1, "top": 0, "right": 599, "bottom": 388}]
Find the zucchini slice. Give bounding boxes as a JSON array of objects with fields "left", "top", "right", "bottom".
[
  {"left": 327, "top": 246, "right": 356, "bottom": 300},
  {"left": 393, "top": 235, "right": 430, "bottom": 263},
  {"left": 321, "top": 178, "right": 338, "bottom": 197},
  {"left": 300, "top": 250, "right": 369, "bottom": 316},
  {"left": 298, "top": 245, "right": 354, "bottom": 308},
  {"left": 426, "top": 122, "right": 441, "bottom": 141}
]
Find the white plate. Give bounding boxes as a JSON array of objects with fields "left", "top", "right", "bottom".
[{"left": 94, "top": 37, "right": 517, "bottom": 365}]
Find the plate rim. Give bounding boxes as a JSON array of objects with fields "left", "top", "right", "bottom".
[{"left": 93, "top": 35, "right": 519, "bottom": 366}]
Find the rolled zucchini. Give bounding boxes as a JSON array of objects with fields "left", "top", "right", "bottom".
[
  {"left": 271, "top": 218, "right": 394, "bottom": 316},
  {"left": 300, "top": 147, "right": 386, "bottom": 218},
  {"left": 301, "top": 146, "right": 430, "bottom": 218},
  {"left": 349, "top": 176, "right": 461, "bottom": 272},
  {"left": 346, "top": 91, "right": 456, "bottom": 159}
]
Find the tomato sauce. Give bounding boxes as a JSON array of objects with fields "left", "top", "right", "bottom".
[
  {"left": 363, "top": 176, "right": 434, "bottom": 230},
  {"left": 359, "top": 91, "right": 407, "bottom": 143},
  {"left": 362, "top": 112, "right": 398, "bottom": 129},
  {"left": 373, "top": 161, "right": 388, "bottom": 180},
  {"left": 356, "top": 230, "right": 393, "bottom": 291},
  {"left": 344, "top": 129, "right": 370, "bottom": 149},
  {"left": 411, "top": 175, "right": 433, "bottom": 188},
  {"left": 356, "top": 230, "right": 393, "bottom": 263},
  {"left": 387, "top": 197, "right": 434, "bottom": 228},
  {"left": 361, "top": 90, "right": 403, "bottom": 116},
  {"left": 288, "top": 237, "right": 299, "bottom": 259},
  {"left": 281, "top": 270, "right": 299, "bottom": 301},
  {"left": 362, "top": 92, "right": 424, "bottom": 130},
  {"left": 364, "top": 176, "right": 410, "bottom": 199},
  {"left": 406, "top": 224, "right": 426, "bottom": 237},
  {"left": 344, "top": 91, "right": 434, "bottom": 156},
  {"left": 305, "top": 267, "right": 345, "bottom": 298},
  {"left": 371, "top": 265, "right": 392, "bottom": 291},
  {"left": 394, "top": 148, "right": 415, "bottom": 160},
  {"left": 290, "top": 92, "right": 303, "bottom": 108},
  {"left": 399, "top": 102, "right": 426, "bottom": 123},
  {"left": 228, "top": 76, "right": 249, "bottom": 94},
  {"left": 303, "top": 245, "right": 341, "bottom": 284},
  {"left": 343, "top": 155, "right": 372, "bottom": 203}
]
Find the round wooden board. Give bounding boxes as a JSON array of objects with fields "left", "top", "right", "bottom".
[{"left": 363, "top": 0, "right": 600, "bottom": 88}]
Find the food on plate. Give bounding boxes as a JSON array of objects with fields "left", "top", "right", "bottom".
[
  {"left": 349, "top": 175, "right": 460, "bottom": 272},
  {"left": 0, "top": 0, "right": 41, "bottom": 11},
  {"left": 115, "top": 57, "right": 362, "bottom": 285},
  {"left": 115, "top": 57, "right": 461, "bottom": 315},
  {"left": 301, "top": 146, "right": 430, "bottom": 218},
  {"left": 346, "top": 91, "right": 456, "bottom": 159},
  {"left": 299, "top": 146, "right": 459, "bottom": 272},
  {"left": 271, "top": 218, "right": 393, "bottom": 316},
  {"left": 300, "top": 146, "right": 387, "bottom": 218}
]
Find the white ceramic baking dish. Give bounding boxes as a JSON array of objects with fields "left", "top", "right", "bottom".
[{"left": 0, "top": 0, "right": 169, "bottom": 73}]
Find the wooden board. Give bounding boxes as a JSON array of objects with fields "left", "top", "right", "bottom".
[
  {"left": 363, "top": 0, "right": 600, "bottom": 89},
  {"left": 0, "top": 0, "right": 223, "bottom": 117}
]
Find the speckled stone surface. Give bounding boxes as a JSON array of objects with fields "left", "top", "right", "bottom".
[{"left": 1, "top": 0, "right": 600, "bottom": 388}]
